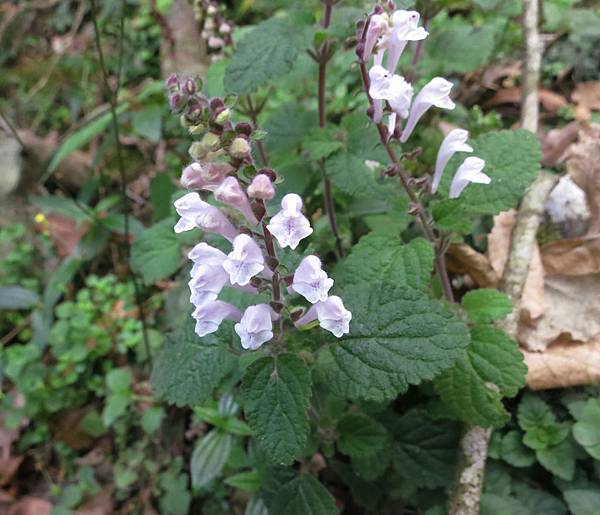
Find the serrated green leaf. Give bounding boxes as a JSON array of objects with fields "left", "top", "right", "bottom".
[
  {"left": 572, "top": 399, "right": 600, "bottom": 459},
  {"left": 462, "top": 289, "right": 512, "bottom": 324},
  {"left": 190, "top": 430, "right": 232, "bottom": 488},
  {"left": 518, "top": 395, "right": 556, "bottom": 432},
  {"left": 480, "top": 493, "right": 529, "bottom": 515},
  {"left": 0, "top": 286, "right": 40, "bottom": 310},
  {"left": 563, "top": 489, "right": 600, "bottom": 515},
  {"left": 500, "top": 430, "right": 536, "bottom": 468},
  {"left": 271, "top": 474, "right": 337, "bottom": 515},
  {"left": 438, "top": 130, "right": 541, "bottom": 216},
  {"left": 513, "top": 481, "right": 567, "bottom": 515},
  {"left": 151, "top": 320, "right": 236, "bottom": 407},
  {"left": 392, "top": 409, "right": 460, "bottom": 488},
  {"left": 434, "top": 325, "right": 526, "bottom": 427},
  {"left": 319, "top": 283, "right": 469, "bottom": 402},
  {"left": 131, "top": 219, "right": 182, "bottom": 285},
  {"left": 537, "top": 437, "right": 577, "bottom": 480},
  {"left": 330, "top": 460, "right": 382, "bottom": 510},
  {"left": 225, "top": 470, "right": 261, "bottom": 492},
  {"left": 224, "top": 15, "right": 312, "bottom": 94},
  {"left": 241, "top": 354, "right": 311, "bottom": 464},
  {"left": 333, "top": 234, "right": 434, "bottom": 291},
  {"left": 265, "top": 104, "right": 316, "bottom": 155},
  {"left": 336, "top": 414, "right": 388, "bottom": 459},
  {"left": 431, "top": 198, "right": 472, "bottom": 233},
  {"left": 351, "top": 445, "right": 391, "bottom": 481}
]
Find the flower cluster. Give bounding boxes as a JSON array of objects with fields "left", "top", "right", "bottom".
[
  {"left": 194, "top": 0, "right": 233, "bottom": 54},
  {"left": 166, "top": 75, "right": 351, "bottom": 351},
  {"left": 358, "top": 5, "right": 491, "bottom": 197}
]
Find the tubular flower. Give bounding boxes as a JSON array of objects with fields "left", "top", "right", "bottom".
[
  {"left": 291, "top": 255, "right": 334, "bottom": 304},
  {"left": 223, "top": 234, "right": 265, "bottom": 286},
  {"left": 295, "top": 296, "right": 352, "bottom": 338},
  {"left": 363, "top": 13, "right": 390, "bottom": 62},
  {"left": 234, "top": 304, "right": 278, "bottom": 350},
  {"left": 383, "top": 10, "right": 428, "bottom": 73},
  {"left": 267, "top": 193, "right": 313, "bottom": 250},
  {"left": 449, "top": 157, "right": 491, "bottom": 199},
  {"left": 188, "top": 264, "right": 229, "bottom": 306},
  {"left": 174, "top": 192, "right": 238, "bottom": 241},
  {"left": 188, "top": 242, "right": 227, "bottom": 276},
  {"left": 214, "top": 176, "right": 259, "bottom": 225},
  {"left": 247, "top": 173, "right": 275, "bottom": 200},
  {"left": 400, "top": 77, "right": 455, "bottom": 143},
  {"left": 432, "top": 129, "right": 473, "bottom": 193},
  {"left": 180, "top": 161, "right": 232, "bottom": 191},
  {"left": 192, "top": 300, "right": 241, "bottom": 337},
  {"left": 369, "top": 65, "right": 414, "bottom": 119}
]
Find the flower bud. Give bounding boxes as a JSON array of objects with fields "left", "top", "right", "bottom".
[
  {"left": 257, "top": 167, "right": 277, "bottom": 182},
  {"left": 184, "top": 78, "right": 196, "bottom": 96},
  {"left": 247, "top": 173, "right": 275, "bottom": 200},
  {"left": 219, "top": 22, "right": 232, "bottom": 34},
  {"left": 169, "top": 93, "right": 186, "bottom": 113},
  {"left": 214, "top": 177, "right": 259, "bottom": 224},
  {"left": 165, "top": 73, "right": 180, "bottom": 93},
  {"left": 229, "top": 137, "right": 251, "bottom": 159},
  {"left": 189, "top": 123, "right": 205, "bottom": 135},
  {"left": 215, "top": 107, "right": 232, "bottom": 125},
  {"left": 235, "top": 122, "right": 253, "bottom": 136},
  {"left": 210, "top": 97, "right": 225, "bottom": 111}
]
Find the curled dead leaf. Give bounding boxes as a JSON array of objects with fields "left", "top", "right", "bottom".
[
  {"left": 446, "top": 243, "right": 499, "bottom": 288},
  {"left": 541, "top": 236, "right": 600, "bottom": 276}
]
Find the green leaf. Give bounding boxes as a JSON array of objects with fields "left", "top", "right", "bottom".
[
  {"left": 190, "top": 430, "right": 232, "bottom": 488},
  {"left": 518, "top": 395, "right": 556, "bottom": 432},
  {"left": 132, "top": 105, "right": 162, "bottom": 142},
  {"left": 245, "top": 496, "right": 269, "bottom": 515},
  {"left": 431, "top": 199, "right": 472, "bottom": 233},
  {"left": 0, "top": 286, "right": 40, "bottom": 310},
  {"left": 131, "top": 219, "right": 182, "bottom": 285},
  {"left": 513, "top": 481, "right": 567, "bottom": 515},
  {"left": 224, "top": 470, "right": 262, "bottom": 492},
  {"left": 150, "top": 172, "right": 177, "bottom": 222},
  {"left": 151, "top": 320, "right": 236, "bottom": 407},
  {"left": 500, "top": 430, "right": 536, "bottom": 468},
  {"left": 536, "top": 437, "right": 577, "bottom": 480},
  {"left": 141, "top": 407, "right": 165, "bottom": 435},
  {"left": 336, "top": 414, "right": 388, "bottom": 459},
  {"left": 102, "top": 394, "right": 130, "bottom": 426},
  {"left": 440, "top": 130, "right": 541, "bottom": 216},
  {"left": 319, "top": 283, "right": 469, "bottom": 402},
  {"left": 462, "top": 289, "right": 512, "bottom": 324},
  {"left": 563, "top": 489, "right": 600, "bottom": 515},
  {"left": 572, "top": 399, "right": 600, "bottom": 459},
  {"left": 271, "top": 474, "right": 337, "bottom": 515},
  {"left": 351, "top": 446, "right": 391, "bottom": 481},
  {"left": 241, "top": 354, "right": 312, "bottom": 464},
  {"left": 427, "top": 16, "right": 496, "bottom": 74},
  {"left": 330, "top": 460, "right": 382, "bottom": 510},
  {"left": 434, "top": 325, "right": 526, "bottom": 427},
  {"left": 392, "top": 409, "right": 460, "bottom": 488},
  {"left": 333, "top": 234, "right": 434, "bottom": 291},
  {"left": 480, "top": 494, "right": 529, "bottom": 515},
  {"left": 265, "top": 104, "right": 315, "bottom": 155},
  {"left": 106, "top": 368, "right": 132, "bottom": 393},
  {"left": 326, "top": 113, "right": 389, "bottom": 199},
  {"left": 224, "top": 14, "right": 312, "bottom": 94}
]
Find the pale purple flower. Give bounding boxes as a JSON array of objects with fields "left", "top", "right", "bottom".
[
  {"left": 449, "top": 157, "right": 491, "bottom": 199},
  {"left": 295, "top": 296, "right": 351, "bottom": 338},
  {"left": 364, "top": 13, "right": 390, "bottom": 62},
  {"left": 400, "top": 77, "right": 455, "bottom": 143},
  {"left": 432, "top": 129, "right": 473, "bottom": 193},
  {"left": 192, "top": 300, "right": 241, "bottom": 337},
  {"left": 214, "top": 177, "right": 259, "bottom": 225},
  {"left": 384, "top": 10, "right": 428, "bottom": 73},
  {"left": 267, "top": 193, "right": 313, "bottom": 250},
  {"left": 188, "top": 242, "right": 227, "bottom": 275},
  {"left": 223, "top": 234, "right": 264, "bottom": 286},
  {"left": 234, "top": 304, "right": 278, "bottom": 350},
  {"left": 188, "top": 264, "right": 229, "bottom": 306},
  {"left": 247, "top": 174, "right": 275, "bottom": 200},
  {"left": 369, "top": 65, "right": 414, "bottom": 119},
  {"left": 291, "top": 255, "right": 334, "bottom": 304},
  {"left": 174, "top": 192, "right": 238, "bottom": 241},
  {"left": 180, "top": 161, "right": 232, "bottom": 191}
]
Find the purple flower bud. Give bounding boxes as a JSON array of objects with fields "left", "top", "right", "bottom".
[
  {"left": 210, "top": 98, "right": 225, "bottom": 111},
  {"left": 291, "top": 255, "right": 334, "bottom": 304},
  {"left": 247, "top": 174, "right": 275, "bottom": 200},
  {"left": 294, "top": 296, "right": 352, "bottom": 337},
  {"left": 266, "top": 194, "right": 313, "bottom": 250},
  {"left": 229, "top": 137, "right": 251, "bottom": 159},
  {"left": 257, "top": 168, "right": 276, "bottom": 182},
  {"left": 173, "top": 192, "right": 238, "bottom": 241},
  {"left": 234, "top": 304, "right": 278, "bottom": 350},
  {"left": 165, "top": 73, "right": 180, "bottom": 93},
  {"left": 214, "top": 107, "right": 232, "bottom": 125},
  {"left": 355, "top": 42, "right": 366, "bottom": 60},
  {"left": 184, "top": 78, "right": 196, "bottom": 95},
  {"left": 235, "top": 122, "right": 253, "bottom": 136},
  {"left": 373, "top": 5, "right": 384, "bottom": 15},
  {"left": 214, "top": 177, "right": 259, "bottom": 225},
  {"left": 192, "top": 300, "right": 241, "bottom": 337},
  {"left": 169, "top": 93, "right": 186, "bottom": 113},
  {"left": 223, "top": 233, "right": 265, "bottom": 286}
]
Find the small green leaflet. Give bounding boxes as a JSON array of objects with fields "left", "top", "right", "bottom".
[
  {"left": 224, "top": 14, "right": 313, "bottom": 95},
  {"left": 270, "top": 474, "right": 337, "bottom": 515},
  {"left": 190, "top": 430, "right": 232, "bottom": 488},
  {"left": 536, "top": 437, "right": 577, "bottom": 481},
  {"left": 572, "top": 398, "right": 600, "bottom": 459},
  {"left": 131, "top": 219, "right": 182, "bottom": 285},
  {"left": 462, "top": 289, "right": 512, "bottom": 324},
  {"left": 319, "top": 283, "right": 470, "bottom": 402},
  {"left": 333, "top": 234, "right": 433, "bottom": 291},
  {"left": 563, "top": 489, "right": 600, "bottom": 515},
  {"left": 499, "top": 430, "right": 536, "bottom": 468},
  {"left": 336, "top": 413, "right": 388, "bottom": 459},
  {"left": 434, "top": 325, "right": 526, "bottom": 427},
  {"left": 150, "top": 320, "right": 236, "bottom": 407},
  {"left": 241, "top": 354, "right": 311, "bottom": 465}
]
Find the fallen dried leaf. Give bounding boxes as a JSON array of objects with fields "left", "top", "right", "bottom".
[
  {"left": 524, "top": 333, "right": 600, "bottom": 390},
  {"left": 541, "top": 121, "right": 580, "bottom": 167},
  {"left": 541, "top": 236, "right": 600, "bottom": 275},
  {"left": 7, "top": 497, "right": 53, "bottom": 515},
  {"left": 44, "top": 213, "right": 88, "bottom": 257},
  {"left": 483, "top": 87, "right": 568, "bottom": 112},
  {"left": 447, "top": 243, "right": 499, "bottom": 288},
  {"left": 520, "top": 243, "right": 545, "bottom": 323},
  {"left": 487, "top": 209, "right": 517, "bottom": 277},
  {"left": 572, "top": 81, "right": 600, "bottom": 111}
]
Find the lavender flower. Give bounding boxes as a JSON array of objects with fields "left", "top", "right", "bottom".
[
  {"left": 291, "top": 255, "right": 334, "bottom": 304},
  {"left": 223, "top": 234, "right": 264, "bottom": 286},
  {"left": 192, "top": 300, "right": 241, "bottom": 337},
  {"left": 432, "top": 129, "right": 473, "bottom": 193},
  {"left": 295, "top": 296, "right": 352, "bottom": 338},
  {"left": 214, "top": 177, "right": 259, "bottom": 225},
  {"left": 267, "top": 194, "right": 313, "bottom": 250},
  {"left": 174, "top": 192, "right": 238, "bottom": 241},
  {"left": 234, "top": 304, "right": 278, "bottom": 350}
]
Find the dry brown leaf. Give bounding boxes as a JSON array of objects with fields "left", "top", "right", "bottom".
[
  {"left": 44, "top": 214, "right": 88, "bottom": 257},
  {"left": 74, "top": 486, "right": 114, "bottom": 515},
  {"left": 481, "top": 60, "right": 521, "bottom": 88},
  {"left": 518, "top": 274, "right": 600, "bottom": 351},
  {"left": 524, "top": 333, "right": 600, "bottom": 390},
  {"left": 7, "top": 497, "right": 53, "bottom": 515},
  {"left": 520, "top": 243, "right": 545, "bottom": 323},
  {"left": 487, "top": 209, "right": 517, "bottom": 277},
  {"left": 446, "top": 243, "right": 499, "bottom": 287},
  {"left": 572, "top": 81, "right": 600, "bottom": 111},
  {"left": 541, "top": 236, "right": 600, "bottom": 275},
  {"left": 48, "top": 408, "right": 95, "bottom": 450},
  {"left": 483, "top": 87, "right": 568, "bottom": 112},
  {"left": 541, "top": 121, "right": 580, "bottom": 167},
  {"left": 566, "top": 124, "right": 600, "bottom": 234}
]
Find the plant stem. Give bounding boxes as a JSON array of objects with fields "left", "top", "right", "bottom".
[
  {"left": 358, "top": 62, "right": 454, "bottom": 302},
  {"left": 317, "top": 1, "right": 344, "bottom": 259}
]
